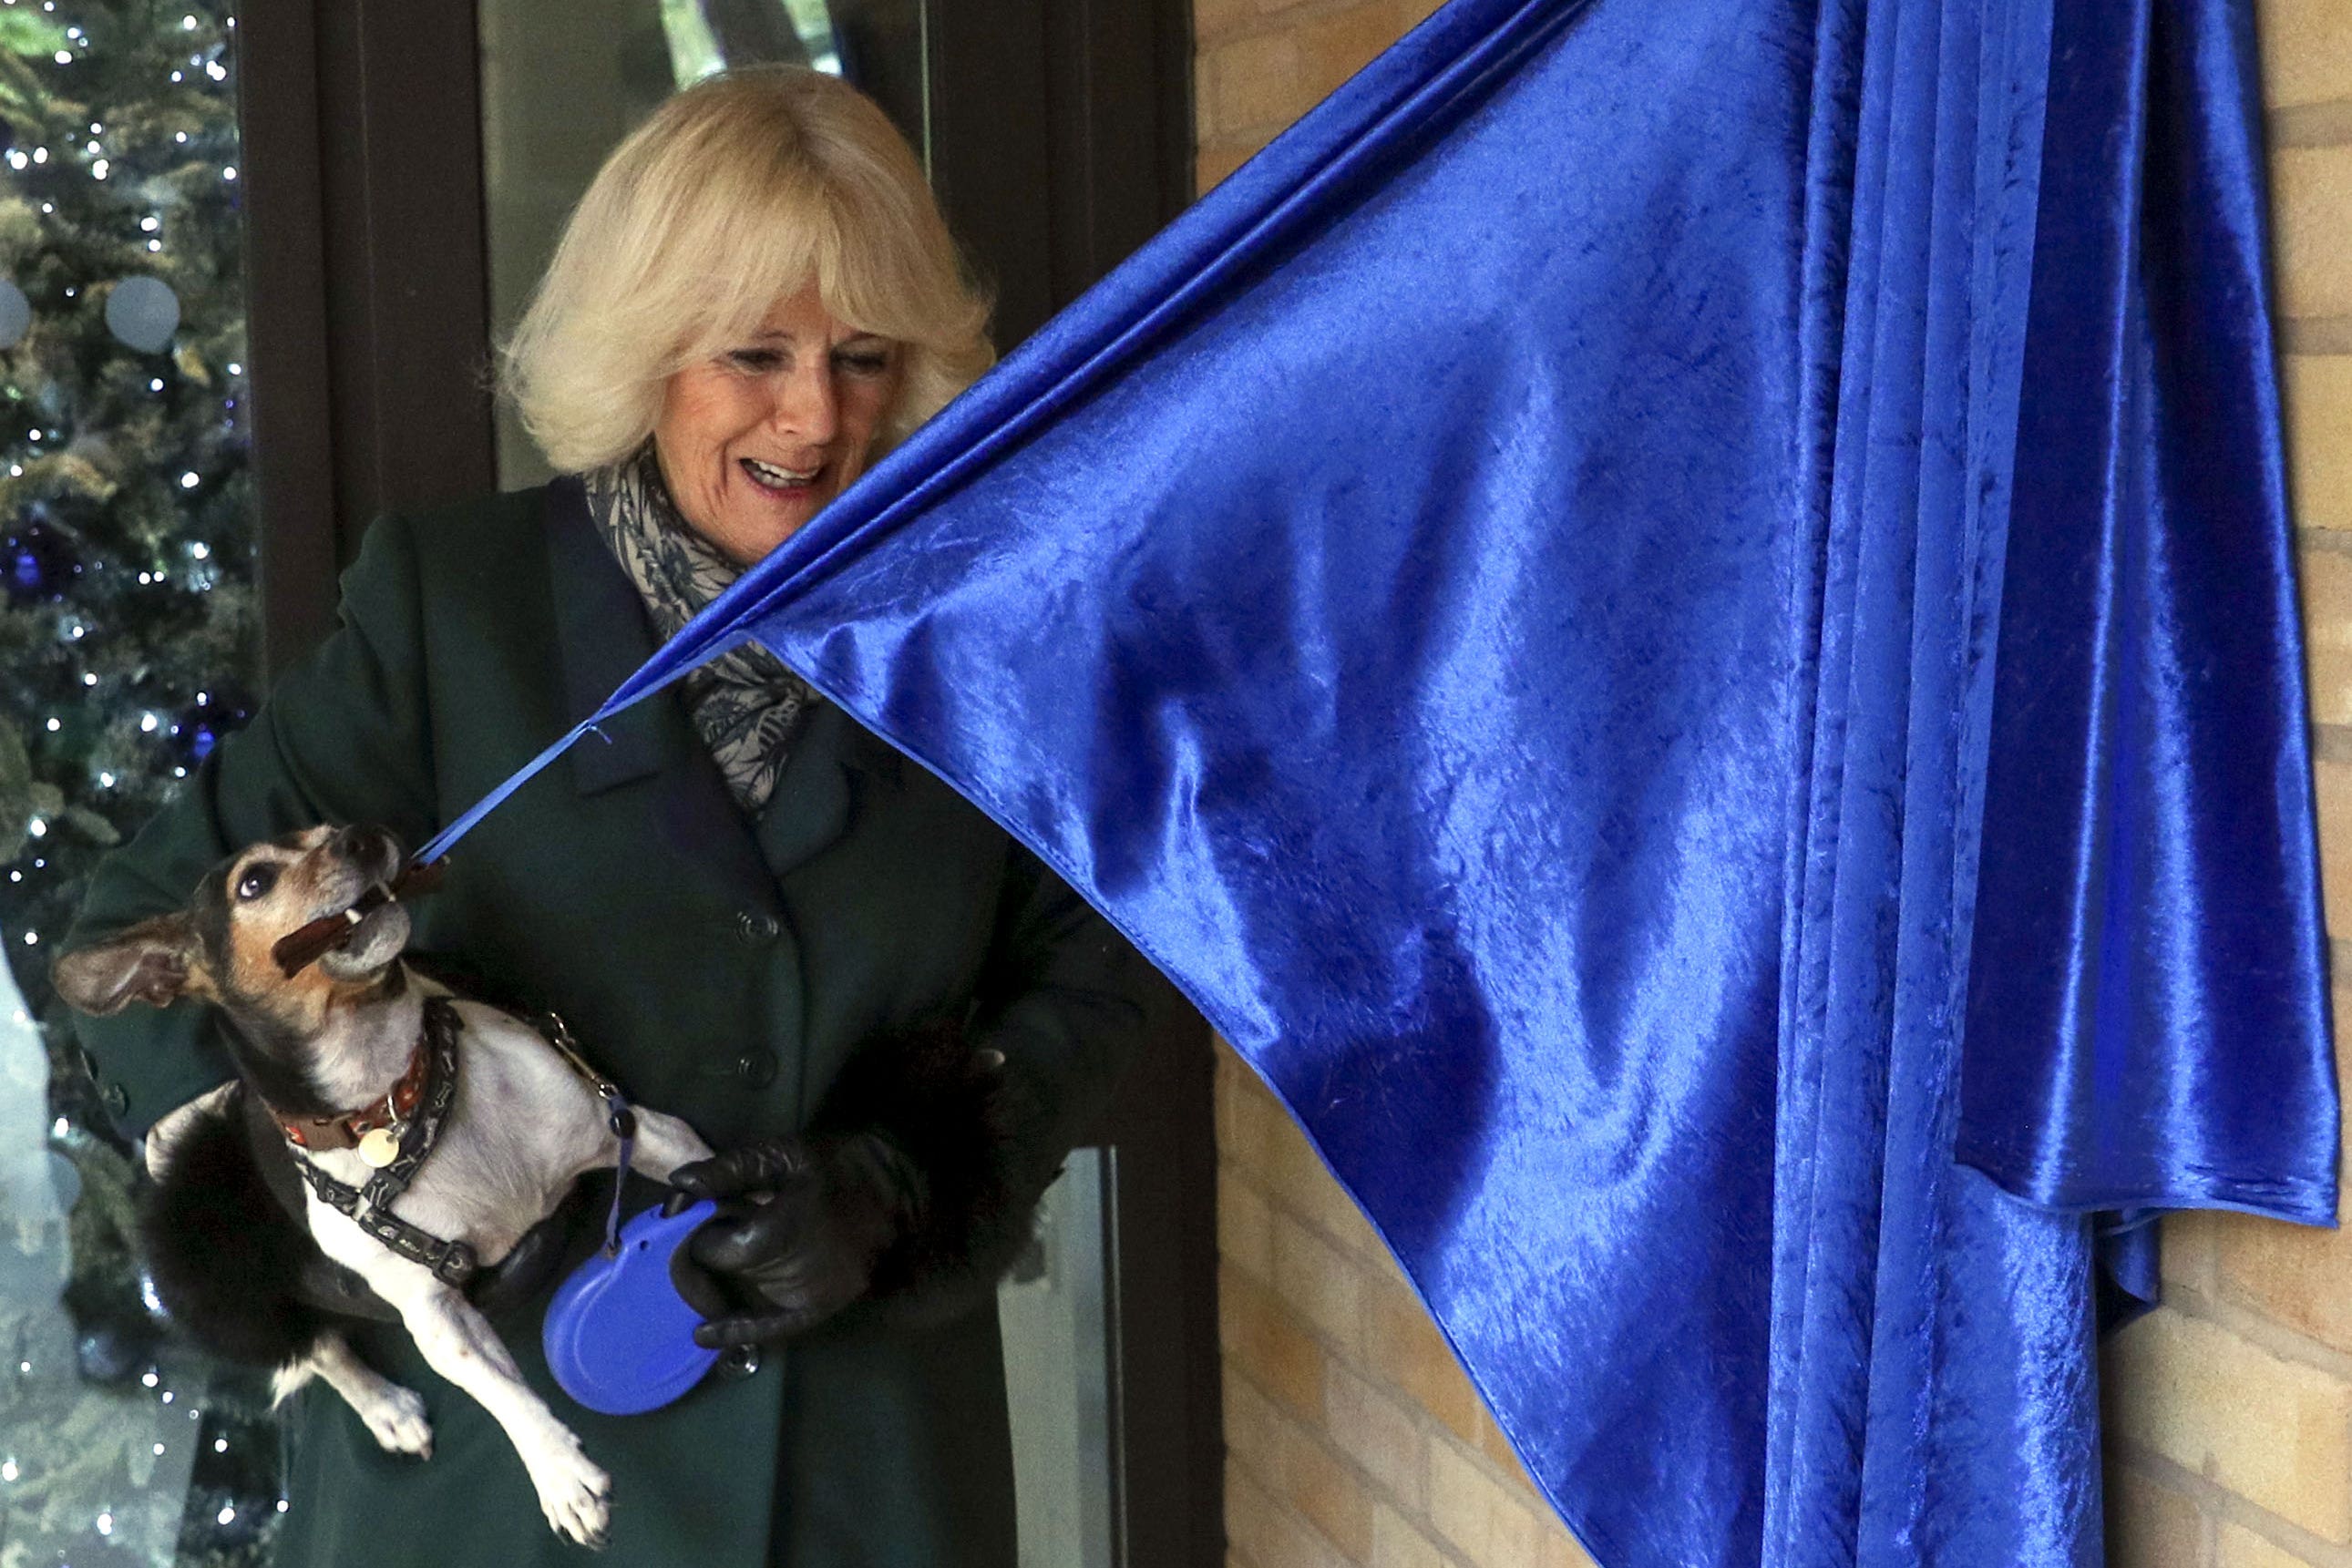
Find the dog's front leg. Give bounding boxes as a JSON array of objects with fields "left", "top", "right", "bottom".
[
  {"left": 369, "top": 1266, "right": 611, "bottom": 1548},
  {"left": 278, "top": 1332, "right": 433, "bottom": 1459},
  {"left": 624, "top": 1108, "right": 714, "bottom": 1184}
]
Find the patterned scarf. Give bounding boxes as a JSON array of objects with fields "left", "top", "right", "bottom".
[{"left": 583, "top": 447, "right": 814, "bottom": 814}]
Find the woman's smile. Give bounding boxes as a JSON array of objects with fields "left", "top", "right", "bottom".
[{"left": 653, "top": 285, "right": 902, "bottom": 566}]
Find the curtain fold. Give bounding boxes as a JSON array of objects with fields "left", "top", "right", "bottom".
[
  {"left": 419, "top": 0, "right": 2337, "bottom": 1560},
  {"left": 1960, "top": 0, "right": 2333, "bottom": 1229}
]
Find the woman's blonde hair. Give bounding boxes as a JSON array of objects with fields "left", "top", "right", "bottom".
[{"left": 501, "top": 67, "right": 994, "bottom": 473}]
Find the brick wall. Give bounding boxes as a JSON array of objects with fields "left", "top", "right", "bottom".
[
  {"left": 1197, "top": 3, "right": 2352, "bottom": 1566},
  {"left": 2103, "top": 5, "right": 2352, "bottom": 1566}
]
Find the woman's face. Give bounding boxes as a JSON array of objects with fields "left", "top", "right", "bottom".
[{"left": 652, "top": 286, "right": 901, "bottom": 566}]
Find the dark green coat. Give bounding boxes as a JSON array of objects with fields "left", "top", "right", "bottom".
[{"left": 67, "top": 482, "right": 1176, "bottom": 1566}]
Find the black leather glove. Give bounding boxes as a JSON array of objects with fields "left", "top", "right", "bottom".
[
  {"left": 669, "top": 1020, "right": 1042, "bottom": 1346},
  {"left": 671, "top": 1131, "right": 926, "bottom": 1348}
]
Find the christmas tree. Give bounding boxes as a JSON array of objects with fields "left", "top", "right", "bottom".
[
  {"left": 0, "top": 0, "right": 257, "bottom": 999},
  {"left": 0, "top": 2, "right": 276, "bottom": 1563}
]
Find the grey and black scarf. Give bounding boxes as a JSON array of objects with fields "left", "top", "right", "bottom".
[{"left": 583, "top": 446, "right": 814, "bottom": 814}]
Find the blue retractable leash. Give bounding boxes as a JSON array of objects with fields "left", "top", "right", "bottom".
[{"left": 532, "top": 1014, "right": 722, "bottom": 1416}]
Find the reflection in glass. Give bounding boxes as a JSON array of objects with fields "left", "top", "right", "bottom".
[
  {"left": 999, "top": 1149, "right": 1120, "bottom": 1568},
  {"left": 0, "top": 4, "right": 267, "bottom": 1563}
]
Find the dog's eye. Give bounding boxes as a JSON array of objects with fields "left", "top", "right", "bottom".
[{"left": 235, "top": 865, "right": 278, "bottom": 901}]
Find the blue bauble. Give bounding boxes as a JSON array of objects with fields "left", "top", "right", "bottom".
[
  {"left": 104, "top": 276, "right": 180, "bottom": 354},
  {"left": 174, "top": 684, "right": 252, "bottom": 764},
  {"left": 3, "top": 519, "right": 74, "bottom": 603}
]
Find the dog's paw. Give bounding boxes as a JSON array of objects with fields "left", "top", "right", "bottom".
[
  {"left": 524, "top": 1430, "right": 611, "bottom": 1549},
  {"left": 355, "top": 1383, "right": 433, "bottom": 1459}
]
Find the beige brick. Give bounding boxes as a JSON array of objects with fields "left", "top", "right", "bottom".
[
  {"left": 1371, "top": 1502, "right": 1450, "bottom": 1568},
  {"left": 1323, "top": 1191, "right": 1394, "bottom": 1268},
  {"left": 1220, "top": 1165, "right": 1277, "bottom": 1282},
  {"left": 2162, "top": 1211, "right": 2219, "bottom": 1296},
  {"left": 2104, "top": 1308, "right": 2352, "bottom": 1541},
  {"left": 2257, "top": 0, "right": 2352, "bottom": 110},
  {"left": 2316, "top": 756, "right": 2352, "bottom": 938},
  {"left": 1222, "top": 1264, "right": 1328, "bottom": 1419},
  {"left": 1276, "top": 1132, "right": 1394, "bottom": 1264},
  {"left": 1218, "top": 1049, "right": 1289, "bottom": 1184},
  {"left": 1542, "top": 1523, "right": 1602, "bottom": 1568},
  {"left": 1224, "top": 1363, "right": 1283, "bottom": 1470},
  {"left": 1248, "top": 1068, "right": 1324, "bottom": 1183},
  {"left": 2217, "top": 1519, "right": 2319, "bottom": 1568},
  {"left": 1216, "top": 1043, "right": 1264, "bottom": 1157},
  {"left": 2275, "top": 145, "right": 2352, "bottom": 321},
  {"left": 2338, "top": 980, "right": 2352, "bottom": 1111},
  {"left": 1327, "top": 1362, "right": 1425, "bottom": 1508},
  {"left": 1296, "top": 4, "right": 1412, "bottom": 102},
  {"left": 1206, "top": 32, "right": 1309, "bottom": 137},
  {"left": 2303, "top": 546, "right": 2352, "bottom": 726},
  {"left": 2106, "top": 1463, "right": 2203, "bottom": 1568},
  {"left": 2213, "top": 1208, "right": 2352, "bottom": 1358},
  {"left": 1289, "top": 1161, "right": 1392, "bottom": 1269},
  {"left": 1194, "top": 56, "right": 1221, "bottom": 147},
  {"left": 1268, "top": 1412, "right": 1375, "bottom": 1559},
  {"left": 1474, "top": 1398, "right": 1542, "bottom": 1493},
  {"left": 1192, "top": 0, "right": 1259, "bottom": 46},
  {"left": 1364, "top": 1278, "right": 1488, "bottom": 1440},
  {"left": 1428, "top": 1437, "right": 1547, "bottom": 1568},
  {"left": 1197, "top": 138, "right": 1263, "bottom": 194},
  {"left": 2286, "top": 354, "right": 2352, "bottom": 535},
  {"left": 1273, "top": 1208, "right": 1367, "bottom": 1351},
  {"left": 1226, "top": 1460, "right": 1352, "bottom": 1568},
  {"left": 2296, "top": 545, "right": 2352, "bottom": 728}
]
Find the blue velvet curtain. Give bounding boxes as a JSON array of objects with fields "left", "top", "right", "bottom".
[{"left": 425, "top": 0, "right": 2337, "bottom": 1560}]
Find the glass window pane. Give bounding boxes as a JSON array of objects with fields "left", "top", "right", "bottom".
[
  {"left": 479, "top": 0, "right": 927, "bottom": 488},
  {"left": 999, "top": 1149, "right": 1119, "bottom": 1568},
  {"left": 0, "top": 3, "right": 271, "bottom": 1563}
]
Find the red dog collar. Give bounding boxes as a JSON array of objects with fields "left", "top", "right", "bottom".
[{"left": 276, "top": 1031, "right": 431, "bottom": 1153}]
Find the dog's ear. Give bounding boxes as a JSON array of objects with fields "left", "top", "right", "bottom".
[{"left": 53, "top": 916, "right": 210, "bottom": 1015}]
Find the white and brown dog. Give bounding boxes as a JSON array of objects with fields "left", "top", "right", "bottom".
[{"left": 54, "top": 825, "right": 711, "bottom": 1548}]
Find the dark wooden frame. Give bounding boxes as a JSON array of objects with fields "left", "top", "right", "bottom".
[
  {"left": 239, "top": 0, "right": 498, "bottom": 676},
  {"left": 930, "top": 0, "right": 1195, "bottom": 350},
  {"left": 234, "top": 2, "right": 1218, "bottom": 1563}
]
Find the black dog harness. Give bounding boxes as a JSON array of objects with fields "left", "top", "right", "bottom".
[
  {"left": 287, "top": 998, "right": 642, "bottom": 1289},
  {"left": 292, "top": 995, "right": 478, "bottom": 1285}
]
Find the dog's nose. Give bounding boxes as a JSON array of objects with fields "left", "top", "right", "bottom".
[{"left": 332, "top": 825, "right": 404, "bottom": 873}]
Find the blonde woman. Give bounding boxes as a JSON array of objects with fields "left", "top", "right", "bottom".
[{"left": 69, "top": 67, "right": 1171, "bottom": 1568}]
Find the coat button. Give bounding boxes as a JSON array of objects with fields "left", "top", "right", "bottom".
[
  {"left": 734, "top": 1050, "right": 778, "bottom": 1088},
  {"left": 734, "top": 909, "right": 780, "bottom": 945},
  {"left": 717, "top": 1346, "right": 761, "bottom": 1380}
]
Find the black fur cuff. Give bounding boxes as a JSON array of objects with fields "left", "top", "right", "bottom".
[{"left": 810, "top": 1020, "right": 1044, "bottom": 1327}]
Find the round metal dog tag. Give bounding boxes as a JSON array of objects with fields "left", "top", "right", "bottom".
[{"left": 357, "top": 1127, "right": 402, "bottom": 1168}]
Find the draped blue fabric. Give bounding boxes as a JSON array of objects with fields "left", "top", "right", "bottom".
[
  {"left": 419, "top": 0, "right": 2337, "bottom": 1560},
  {"left": 1960, "top": 0, "right": 2334, "bottom": 1226}
]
